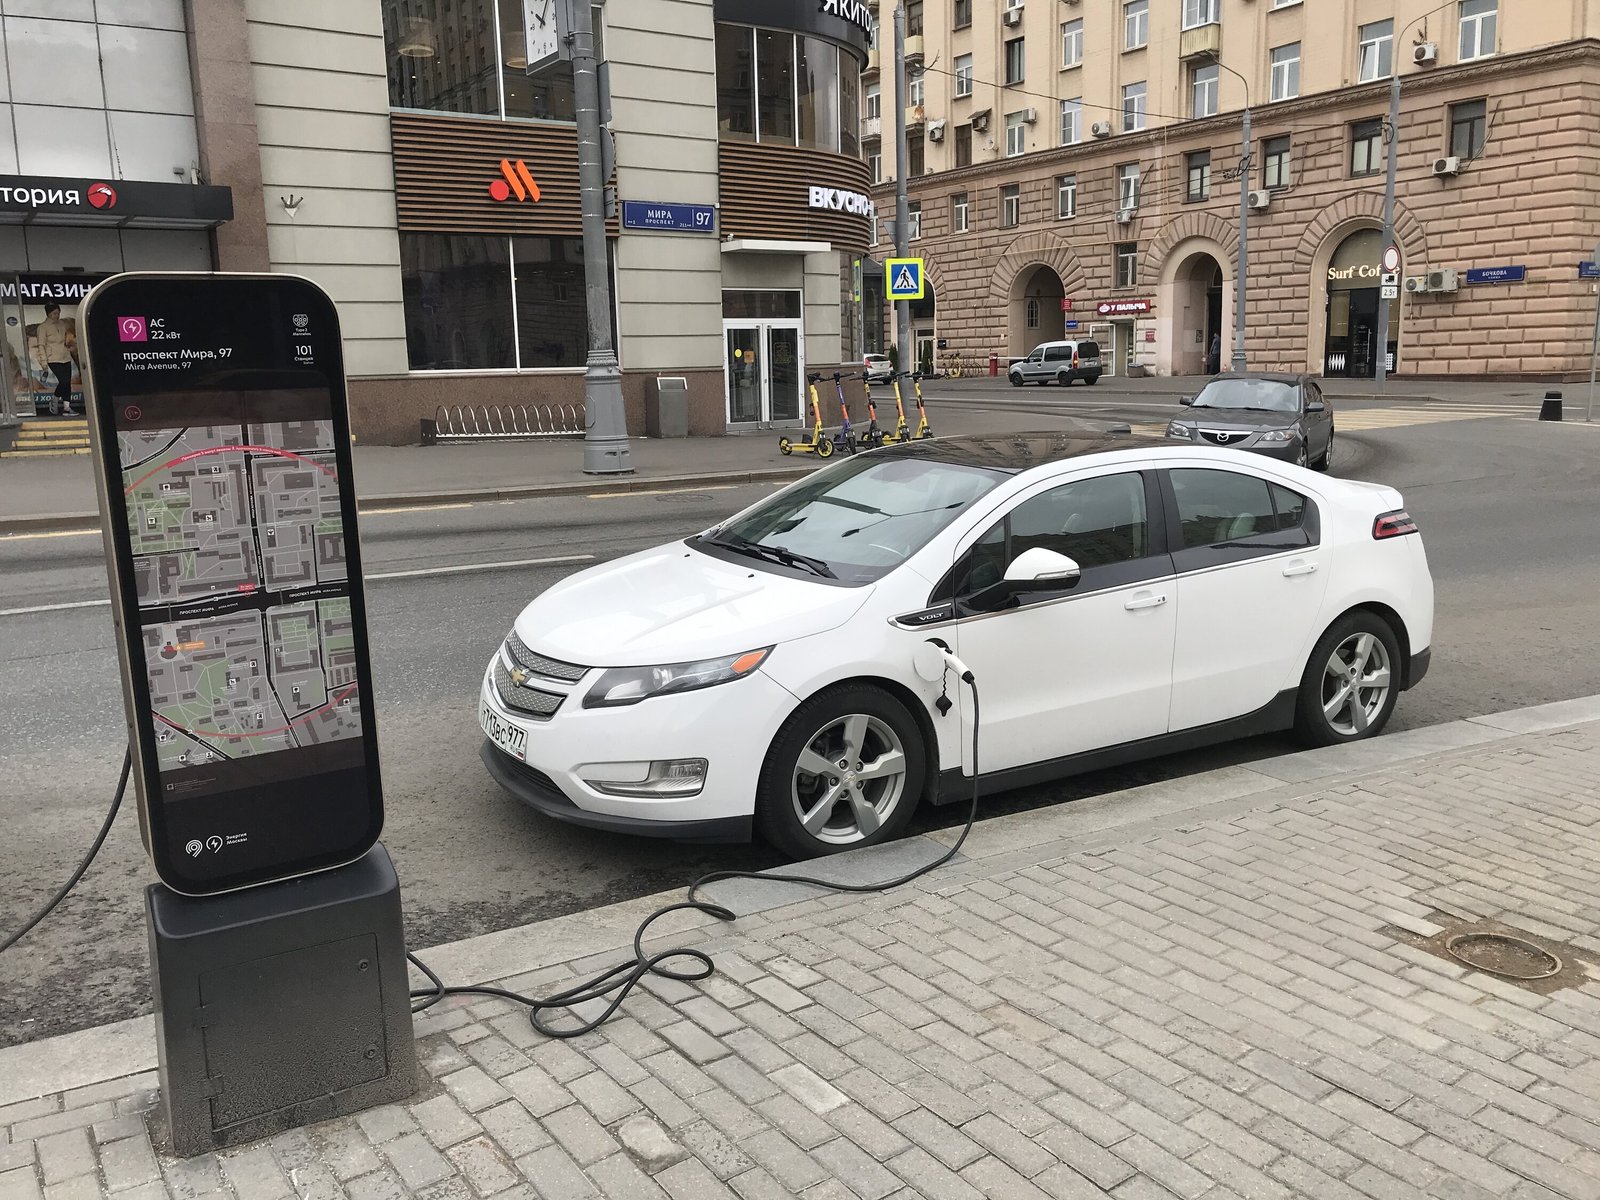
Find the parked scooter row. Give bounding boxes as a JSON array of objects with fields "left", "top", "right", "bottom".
[{"left": 778, "top": 371, "right": 933, "bottom": 458}]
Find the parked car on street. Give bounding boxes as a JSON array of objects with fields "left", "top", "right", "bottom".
[
  {"left": 863, "top": 353, "right": 894, "bottom": 384},
  {"left": 480, "top": 431, "right": 1433, "bottom": 859},
  {"left": 1166, "top": 373, "right": 1335, "bottom": 471},
  {"left": 1008, "top": 340, "right": 1102, "bottom": 387}
]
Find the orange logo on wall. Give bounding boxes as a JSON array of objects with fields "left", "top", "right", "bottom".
[{"left": 489, "top": 159, "right": 542, "bottom": 203}]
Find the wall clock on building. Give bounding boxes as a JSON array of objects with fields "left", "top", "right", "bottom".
[{"left": 524, "top": 0, "right": 561, "bottom": 74}]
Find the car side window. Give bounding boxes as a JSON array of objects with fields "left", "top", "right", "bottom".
[
  {"left": 1269, "top": 482, "right": 1307, "bottom": 533},
  {"left": 1166, "top": 469, "right": 1315, "bottom": 564},
  {"left": 951, "top": 472, "right": 1153, "bottom": 604},
  {"left": 1044, "top": 346, "right": 1066, "bottom": 362}
]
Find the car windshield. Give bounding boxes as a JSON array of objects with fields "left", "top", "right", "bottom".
[
  {"left": 700, "top": 455, "right": 1006, "bottom": 585},
  {"left": 1191, "top": 379, "right": 1301, "bottom": 413}
]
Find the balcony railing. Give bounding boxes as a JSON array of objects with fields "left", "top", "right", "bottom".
[
  {"left": 861, "top": 115, "right": 882, "bottom": 140},
  {"left": 1179, "top": 23, "right": 1221, "bottom": 60}
]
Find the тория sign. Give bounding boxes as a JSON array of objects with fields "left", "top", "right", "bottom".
[
  {"left": 0, "top": 174, "right": 232, "bottom": 227},
  {"left": 1096, "top": 299, "right": 1152, "bottom": 316}
]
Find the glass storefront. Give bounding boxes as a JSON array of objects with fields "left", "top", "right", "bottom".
[
  {"left": 1324, "top": 228, "right": 1399, "bottom": 378},
  {"left": 382, "top": 0, "right": 604, "bottom": 123},
  {"left": 716, "top": 25, "right": 862, "bottom": 155},
  {"left": 723, "top": 291, "right": 804, "bottom": 427},
  {"left": 0, "top": 275, "right": 104, "bottom": 418},
  {"left": 400, "top": 235, "right": 611, "bottom": 371}
]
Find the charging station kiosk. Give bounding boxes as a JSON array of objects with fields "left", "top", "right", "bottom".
[{"left": 80, "top": 274, "right": 416, "bottom": 1156}]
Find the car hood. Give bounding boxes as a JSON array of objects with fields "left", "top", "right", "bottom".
[
  {"left": 514, "top": 541, "right": 873, "bottom": 667},
  {"left": 1178, "top": 406, "right": 1299, "bottom": 430}
]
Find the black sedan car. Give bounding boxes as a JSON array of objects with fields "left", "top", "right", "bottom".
[{"left": 1164, "top": 373, "right": 1334, "bottom": 470}]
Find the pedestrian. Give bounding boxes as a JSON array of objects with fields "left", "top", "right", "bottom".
[
  {"left": 1208, "top": 332, "right": 1221, "bottom": 375},
  {"left": 36, "top": 302, "right": 75, "bottom": 415}
]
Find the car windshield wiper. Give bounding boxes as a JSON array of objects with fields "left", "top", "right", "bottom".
[{"left": 703, "top": 534, "right": 837, "bottom": 578}]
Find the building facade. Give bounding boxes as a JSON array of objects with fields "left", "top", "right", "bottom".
[
  {"left": 867, "top": 0, "right": 1600, "bottom": 380},
  {"left": 0, "top": 0, "right": 877, "bottom": 442}
]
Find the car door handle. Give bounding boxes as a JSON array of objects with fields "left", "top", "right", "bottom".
[
  {"left": 1124, "top": 594, "right": 1168, "bottom": 611},
  {"left": 1282, "top": 561, "right": 1319, "bottom": 578}
]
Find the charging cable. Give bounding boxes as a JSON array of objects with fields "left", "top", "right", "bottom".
[
  {"left": 0, "top": 749, "right": 131, "bottom": 956},
  {"left": 409, "top": 650, "right": 982, "bottom": 1038}
]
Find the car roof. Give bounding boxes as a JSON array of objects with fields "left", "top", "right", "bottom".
[
  {"left": 870, "top": 429, "right": 1170, "bottom": 474},
  {"left": 1198, "top": 372, "right": 1308, "bottom": 384}
]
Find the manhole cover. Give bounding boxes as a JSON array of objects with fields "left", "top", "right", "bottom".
[{"left": 1445, "top": 932, "right": 1561, "bottom": 980}]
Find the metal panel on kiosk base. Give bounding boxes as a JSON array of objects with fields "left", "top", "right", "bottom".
[{"left": 145, "top": 843, "right": 417, "bottom": 1157}]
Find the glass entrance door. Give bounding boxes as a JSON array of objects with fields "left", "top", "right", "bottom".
[{"left": 724, "top": 321, "right": 804, "bottom": 427}]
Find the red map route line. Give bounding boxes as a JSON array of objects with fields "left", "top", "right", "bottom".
[
  {"left": 123, "top": 443, "right": 338, "bottom": 496},
  {"left": 154, "top": 682, "right": 360, "bottom": 742}
]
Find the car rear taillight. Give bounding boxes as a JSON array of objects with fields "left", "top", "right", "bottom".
[
  {"left": 1373, "top": 509, "right": 1418, "bottom": 539},
  {"left": 1072, "top": 352, "right": 1080, "bottom": 369}
]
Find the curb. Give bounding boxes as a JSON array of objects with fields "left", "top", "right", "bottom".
[
  {"left": 0, "top": 466, "right": 818, "bottom": 535},
  {"left": 3, "top": 690, "right": 1600, "bottom": 1105}
]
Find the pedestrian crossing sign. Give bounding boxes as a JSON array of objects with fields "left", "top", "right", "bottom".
[{"left": 885, "top": 258, "right": 925, "bottom": 301}]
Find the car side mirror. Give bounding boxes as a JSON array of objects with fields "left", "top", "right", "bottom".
[
  {"left": 1306, "top": 400, "right": 1326, "bottom": 413},
  {"left": 1179, "top": 395, "right": 1193, "bottom": 406},
  {"left": 1003, "top": 547, "right": 1082, "bottom": 589}
]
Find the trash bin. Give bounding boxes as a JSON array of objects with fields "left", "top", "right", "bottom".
[
  {"left": 989, "top": 354, "right": 999, "bottom": 377},
  {"left": 647, "top": 376, "right": 689, "bottom": 438}
]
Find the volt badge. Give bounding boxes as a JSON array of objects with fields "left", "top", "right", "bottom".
[{"left": 489, "top": 159, "right": 542, "bottom": 203}]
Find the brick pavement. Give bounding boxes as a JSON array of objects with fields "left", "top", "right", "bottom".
[{"left": 4, "top": 719, "right": 1600, "bottom": 1200}]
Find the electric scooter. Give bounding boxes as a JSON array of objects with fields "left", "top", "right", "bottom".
[
  {"left": 906, "top": 370, "right": 935, "bottom": 439},
  {"left": 858, "top": 373, "right": 887, "bottom": 450},
  {"left": 778, "top": 374, "right": 835, "bottom": 457},
  {"left": 829, "top": 372, "right": 858, "bottom": 456}
]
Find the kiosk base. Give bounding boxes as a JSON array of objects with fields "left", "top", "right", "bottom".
[{"left": 145, "top": 844, "right": 417, "bottom": 1157}]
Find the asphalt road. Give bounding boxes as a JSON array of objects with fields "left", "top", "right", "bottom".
[{"left": 2, "top": 402, "right": 1598, "bottom": 1047}]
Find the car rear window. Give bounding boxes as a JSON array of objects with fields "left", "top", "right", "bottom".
[{"left": 1076, "top": 341, "right": 1100, "bottom": 358}]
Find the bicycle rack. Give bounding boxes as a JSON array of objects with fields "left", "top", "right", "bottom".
[{"left": 421, "top": 403, "right": 585, "bottom": 443}]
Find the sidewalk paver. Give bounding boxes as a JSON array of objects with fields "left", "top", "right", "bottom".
[{"left": 4, "top": 720, "right": 1600, "bottom": 1199}]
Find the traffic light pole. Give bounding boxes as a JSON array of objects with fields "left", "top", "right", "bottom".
[
  {"left": 1374, "top": 75, "right": 1401, "bottom": 393},
  {"left": 893, "top": 4, "right": 911, "bottom": 373}
]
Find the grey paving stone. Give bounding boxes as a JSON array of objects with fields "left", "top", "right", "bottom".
[
  {"left": 11, "top": 1106, "right": 116, "bottom": 1144},
  {"left": 963, "top": 1113, "right": 1056, "bottom": 1179},
  {"left": 380, "top": 1133, "right": 456, "bottom": 1192},
  {"left": 217, "top": 1145, "right": 293, "bottom": 1200},
  {"left": 836, "top": 1068, "right": 917, "bottom": 1122},
  {"left": 0, "top": 1149, "right": 32, "bottom": 1178},
  {"left": 160, "top": 1152, "right": 223, "bottom": 1200},
  {"left": 812, "top": 1136, "right": 903, "bottom": 1200},
  {"left": 0, "top": 1098, "right": 58, "bottom": 1126},
  {"left": 34, "top": 1130, "right": 95, "bottom": 1186},
  {"left": 1034, "top": 1124, "right": 1137, "bottom": 1191},
  {"left": 500, "top": 1064, "right": 574, "bottom": 1119},
  {"left": 1107, "top": 1134, "right": 1214, "bottom": 1200},
  {"left": 771, "top": 1064, "right": 849, "bottom": 1115},
  {"left": 886, "top": 1146, "right": 986, "bottom": 1200},
  {"left": 587, "top": 1153, "right": 670, "bottom": 1200},
  {"left": 569, "top": 1070, "right": 642, "bottom": 1125},
  {"left": 441, "top": 1068, "right": 512, "bottom": 1114},
  {"left": 629, "top": 1078, "right": 699, "bottom": 1131},
  {"left": 514, "top": 1145, "right": 599, "bottom": 1200},
  {"left": 704, "top": 1057, "right": 782, "bottom": 1107},
  {"left": 0, "top": 1172, "right": 43, "bottom": 1200},
  {"left": 475, "top": 1101, "right": 550, "bottom": 1160},
  {"left": 678, "top": 1121, "right": 753, "bottom": 1181},
  {"left": 411, "top": 1095, "right": 482, "bottom": 1149},
  {"left": 657, "top": 1156, "right": 736, "bottom": 1200},
  {"left": 444, "top": 1137, "right": 520, "bottom": 1197},
  {"left": 342, "top": 1167, "right": 408, "bottom": 1200},
  {"left": 754, "top": 1095, "right": 836, "bottom": 1151},
  {"left": 356, "top": 1106, "right": 421, "bottom": 1146},
  {"left": 726, "top": 1167, "right": 790, "bottom": 1200},
  {"left": 90, "top": 1116, "right": 147, "bottom": 1145},
  {"left": 542, "top": 1103, "right": 619, "bottom": 1167},
  {"left": 41, "top": 1177, "right": 99, "bottom": 1200},
  {"left": 616, "top": 1116, "right": 688, "bottom": 1175},
  {"left": 686, "top": 1085, "right": 767, "bottom": 1142},
  {"left": 315, "top": 1120, "right": 385, "bottom": 1182},
  {"left": 739, "top": 1130, "right": 827, "bottom": 1193},
  {"left": 958, "top": 1154, "right": 1053, "bottom": 1200}
]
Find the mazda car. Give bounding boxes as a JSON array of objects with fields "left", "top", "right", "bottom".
[
  {"left": 479, "top": 431, "right": 1432, "bottom": 859},
  {"left": 1165, "top": 373, "right": 1335, "bottom": 470}
]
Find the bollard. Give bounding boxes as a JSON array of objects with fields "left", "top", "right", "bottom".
[
  {"left": 1540, "top": 391, "right": 1563, "bottom": 422},
  {"left": 989, "top": 354, "right": 999, "bottom": 377}
]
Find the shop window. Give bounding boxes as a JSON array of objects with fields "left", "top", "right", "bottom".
[
  {"left": 840, "top": 57, "right": 860, "bottom": 159},
  {"left": 1450, "top": 99, "right": 1487, "bottom": 161},
  {"left": 1005, "top": 38, "right": 1025, "bottom": 85},
  {"left": 798, "top": 37, "right": 841, "bottom": 153},
  {"left": 1191, "top": 64, "right": 1218, "bottom": 119},
  {"left": 1061, "top": 19, "right": 1083, "bottom": 68},
  {"left": 955, "top": 123, "right": 973, "bottom": 167},
  {"left": 1459, "top": 0, "right": 1496, "bottom": 61},
  {"left": 1263, "top": 134, "right": 1291, "bottom": 189},
  {"left": 1056, "top": 174, "right": 1076, "bottom": 219},
  {"left": 756, "top": 29, "right": 796, "bottom": 144},
  {"left": 1061, "top": 97, "right": 1081, "bottom": 145},
  {"left": 1115, "top": 242, "right": 1138, "bottom": 289},
  {"left": 1350, "top": 118, "right": 1383, "bottom": 177},
  {"left": 1001, "top": 184, "right": 1021, "bottom": 228},
  {"left": 1123, "top": 81, "right": 1146, "bottom": 132},
  {"left": 1186, "top": 151, "right": 1210, "bottom": 202},
  {"left": 953, "top": 192, "right": 969, "bottom": 233},
  {"left": 716, "top": 24, "right": 756, "bottom": 140},
  {"left": 723, "top": 291, "right": 803, "bottom": 320},
  {"left": 400, "top": 235, "right": 610, "bottom": 372},
  {"left": 1124, "top": 1, "right": 1148, "bottom": 51},
  {"left": 1270, "top": 44, "right": 1300, "bottom": 102},
  {"left": 1358, "top": 20, "right": 1394, "bottom": 82}
]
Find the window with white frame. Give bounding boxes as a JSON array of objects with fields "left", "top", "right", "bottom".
[
  {"left": 869, "top": 152, "right": 882, "bottom": 183},
  {"left": 1060, "top": 97, "right": 1082, "bottom": 144},
  {"left": 1192, "top": 63, "right": 1218, "bottom": 118},
  {"left": 1001, "top": 183, "right": 1021, "bottom": 228},
  {"left": 1124, "top": 0, "right": 1148, "bottom": 50},
  {"left": 1123, "top": 81, "right": 1146, "bottom": 131},
  {"left": 1182, "top": 0, "right": 1218, "bottom": 30},
  {"left": 1026, "top": 298, "right": 1040, "bottom": 329},
  {"left": 952, "top": 192, "right": 969, "bottom": 233},
  {"left": 865, "top": 83, "right": 880, "bottom": 120},
  {"left": 1061, "top": 18, "right": 1083, "bottom": 67},
  {"left": 1056, "top": 174, "right": 1076, "bottom": 219},
  {"left": 1005, "top": 37, "right": 1025, "bottom": 84},
  {"left": 1186, "top": 150, "right": 1210, "bottom": 202},
  {"left": 1115, "top": 242, "right": 1138, "bottom": 289},
  {"left": 1358, "top": 20, "right": 1393, "bottom": 81},
  {"left": 1117, "top": 162, "right": 1140, "bottom": 210},
  {"left": 908, "top": 201, "right": 922, "bottom": 240},
  {"left": 1270, "top": 43, "right": 1300, "bottom": 102},
  {"left": 910, "top": 74, "right": 925, "bottom": 107},
  {"left": 1262, "top": 134, "right": 1290, "bottom": 189},
  {"left": 1460, "top": 0, "right": 1497, "bottom": 61},
  {"left": 954, "top": 54, "right": 973, "bottom": 97},
  {"left": 1270, "top": 0, "right": 1300, "bottom": 7},
  {"left": 1005, "top": 110, "right": 1028, "bottom": 157}
]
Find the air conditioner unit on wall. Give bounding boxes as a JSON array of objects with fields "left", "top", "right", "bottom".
[
  {"left": 1022, "top": 108, "right": 1038, "bottom": 124},
  {"left": 928, "top": 120, "right": 946, "bottom": 141},
  {"left": 1405, "top": 274, "right": 1429, "bottom": 293},
  {"left": 1247, "top": 190, "right": 1271, "bottom": 210},
  {"left": 1432, "top": 155, "right": 1462, "bottom": 177},
  {"left": 1428, "top": 268, "right": 1459, "bottom": 292},
  {"left": 1116, "top": 209, "right": 1134, "bottom": 225},
  {"left": 1091, "top": 121, "right": 1113, "bottom": 138},
  {"left": 1413, "top": 42, "right": 1438, "bottom": 65},
  {"left": 1003, "top": 8, "right": 1022, "bottom": 26}
]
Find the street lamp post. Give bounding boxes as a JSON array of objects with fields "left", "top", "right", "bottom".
[{"left": 1210, "top": 55, "right": 1251, "bottom": 374}]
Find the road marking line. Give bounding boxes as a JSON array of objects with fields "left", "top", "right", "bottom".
[
  {"left": 361, "top": 503, "right": 474, "bottom": 515},
  {"left": 0, "top": 555, "right": 598, "bottom": 617},
  {"left": 0, "top": 528, "right": 100, "bottom": 542},
  {"left": 587, "top": 485, "right": 739, "bottom": 499}
]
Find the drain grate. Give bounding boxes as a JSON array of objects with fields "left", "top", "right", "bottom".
[{"left": 1381, "top": 911, "right": 1600, "bottom": 995}]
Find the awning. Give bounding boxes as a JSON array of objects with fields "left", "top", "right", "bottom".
[{"left": 0, "top": 174, "right": 233, "bottom": 230}]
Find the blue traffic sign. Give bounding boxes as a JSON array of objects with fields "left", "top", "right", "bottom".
[
  {"left": 1465, "top": 265, "right": 1526, "bottom": 285},
  {"left": 885, "top": 258, "right": 925, "bottom": 301},
  {"left": 621, "top": 201, "right": 716, "bottom": 233},
  {"left": 1065, "top": 320, "right": 1080, "bottom": 330}
]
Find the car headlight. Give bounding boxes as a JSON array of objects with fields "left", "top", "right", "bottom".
[
  {"left": 1165, "top": 421, "right": 1192, "bottom": 439},
  {"left": 1258, "top": 429, "right": 1295, "bottom": 443},
  {"left": 583, "top": 648, "right": 772, "bottom": 708}
]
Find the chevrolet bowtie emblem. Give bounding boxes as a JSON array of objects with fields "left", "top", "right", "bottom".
[{"left": 509, "top": 665, "right": 530, "bottom": 686}]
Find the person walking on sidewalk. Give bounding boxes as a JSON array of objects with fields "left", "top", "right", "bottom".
[
  {"left": 36, "top": 303, "right": 76, "bottom": 416},
  {"left": 1208, "top": 332, "right": 1222, "bottom": 375}
]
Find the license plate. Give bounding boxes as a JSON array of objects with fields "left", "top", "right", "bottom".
[{"left": 480, "top": 700, "right": 527, "bottom": 760}]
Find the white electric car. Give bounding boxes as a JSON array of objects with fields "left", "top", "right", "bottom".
[{"left": 480, "top": 432, "right": 1434, "bottom": 859}]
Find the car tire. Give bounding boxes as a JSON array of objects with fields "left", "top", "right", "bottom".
[
  {"left": 1056, "top": 372, "right": 1072, "bottom": 387},
  {"left": 755, "top": 684, "right": 927, "bottom": 860},
  {"left": 1313, "top": 429, "right": 1333, "bottom": 472},
  {"left": 1009, "top": 373, "right": 1023, "bottom": 387},
  {"left": 1085, "top": 375, "right": 1099, "bottom": 386},
  {"left": 1293, "top": 611, "right": 1402, "bottom": 748}
]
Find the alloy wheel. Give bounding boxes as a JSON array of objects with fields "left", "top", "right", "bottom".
[
  {"left": 1321, "top": 632, "right": 1392, "bottom": 736},
  {"left": 790, "top": 713, "right": 909, "bottom": 846}
]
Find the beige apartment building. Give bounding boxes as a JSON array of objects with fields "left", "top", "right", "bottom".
[{"left": 865, "top": 0, "right": 1600, "bottom": 380}]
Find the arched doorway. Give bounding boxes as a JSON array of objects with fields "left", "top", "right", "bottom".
[
  {"left": 1010, "top": 264, "right": 1066, "bottom": 358},
  {"left": 1324, "top": 228, "right": 1398, "bottom": 378},
  {"left": 1169, "top": 251, "right": 1225, "bottom": 375}
]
